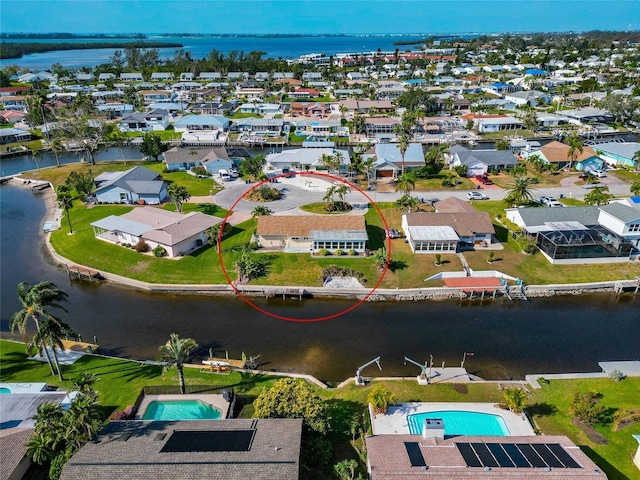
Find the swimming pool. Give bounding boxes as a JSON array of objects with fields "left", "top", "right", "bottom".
[
  {"left": 407, "top": 411, "right": 510, "bottom": 436},
  {"left": 0, "top": 388, "right": 11, "bottom": 394},
  {"left": 142, "top": 400, "right": 222, "bottom": 421}
]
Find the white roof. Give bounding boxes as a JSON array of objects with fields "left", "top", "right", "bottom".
[{"left": 408, "top": 225, "right": 459, "bottom": 241}]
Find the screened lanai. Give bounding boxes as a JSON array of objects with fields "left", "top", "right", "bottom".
[{"left": 537, "top": 226, "right": 633, "bottom": 263}]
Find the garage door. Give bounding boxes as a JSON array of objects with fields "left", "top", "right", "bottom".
[{"left": 377, "top": 170, "right": 394, "bottom": 178}]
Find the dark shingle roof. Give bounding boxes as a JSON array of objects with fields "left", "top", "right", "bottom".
[
  {"left": 599, "top": 203, "right": 640, "bottom": 223},
  {"left": 59, "top": 419, "right": 302, "bottom": 480},
  {"left": 94, "top": 166, "right": 164, "bottom": 195},
  {"left": 451, "top": 146, "right": 517, "bottom": 167}
]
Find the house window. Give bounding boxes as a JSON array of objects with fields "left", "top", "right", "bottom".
[
  {"left": 119, "top": 193, "right": 127, "bottom": 201},
  {"left": 629, "top": 224, "right": 640, "bottom": 232}
]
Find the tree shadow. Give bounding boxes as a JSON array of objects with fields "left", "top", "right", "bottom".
[
  {"left": 388, "top": 259, "right": 407, "bottom": 273},
  {"left": 366, "top": 225, "right": 386, "bottom": 250},
  {"left": 580, "top": 445, "right": 630, "bottom": 480},
  {"left": 494, "top": 224, "right": 509, "bottom": 243},
  {"left": 196, "top": 203, "right": 223, "bottom": 216},
  {"left": 527, "top": 402, "right": 558, "bottom": 417}
]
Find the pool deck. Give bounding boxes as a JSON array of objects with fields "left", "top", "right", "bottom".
[
  {"left": 135, "top": 394, "right": 230, "bottom": 420},
  {"left": 371, "top": 402, "right": 535, "bottom": 437}
]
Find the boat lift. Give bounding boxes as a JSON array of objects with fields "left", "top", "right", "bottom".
[
  {"left": 355, "top": 356, "right": 382, "bottom": 385},
  {"left": 404, "top": 355, "right": 433, "bottom": 385}
]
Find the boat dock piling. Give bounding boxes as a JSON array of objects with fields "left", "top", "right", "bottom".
[{"left": 65, "top": 264, "right": 102, "bottom": 282}]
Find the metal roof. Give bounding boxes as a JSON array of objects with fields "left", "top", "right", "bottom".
[
  {"left": 90, "top": 216, "right": 151, "bottom": 236},
  {"left": 599, "top": 203, "right": 640, "bottom": 223},
  {"left": 408, "top": 225, "right": 459, "bottom": 241}
]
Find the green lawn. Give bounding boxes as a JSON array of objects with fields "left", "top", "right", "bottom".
[
  {"left": 527, "top": 377, "right": 640, "bottom": 480},
  {"left": 0, "top": 138, "right": 43, "bottom": 155},
  {"left": 413, "top": 171, "right": 476, "bottom": 191},
  {"left": 20, "top": 160, "right": 221, "bottom": 197},
  {"left": 609, "top": 169, "right": 640, "bottom": 183},
  {"left": 2, "top": 339, "right": 638, "bottom": 478}
]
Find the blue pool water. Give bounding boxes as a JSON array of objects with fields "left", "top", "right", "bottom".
[
  {"left": 0, "top": 388, "right": 11, "bottom": 394},
  {"left": 407, "top": 411, "right": 510, "bottom": 436},
  {"left": 142, "top": 400, "right": 221, "bottom": 421}
]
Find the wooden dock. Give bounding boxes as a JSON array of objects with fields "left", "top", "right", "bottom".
[
  {"left": 66, "top": 264, "right": 102, "bottom": 282},
  {"left": 61, "top": 339, "right": 99, "bottom": 354},
  {"left": 201, "top": 357, "right": 245, "bottom": 373}
]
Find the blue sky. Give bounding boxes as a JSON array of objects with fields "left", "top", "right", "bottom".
[{"left": 2, "top": 0, "right": 638, "bottom": 34}]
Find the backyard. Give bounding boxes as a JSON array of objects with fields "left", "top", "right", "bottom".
[{"left": 1, "top": 339, "right": 638, "bottom": 480}]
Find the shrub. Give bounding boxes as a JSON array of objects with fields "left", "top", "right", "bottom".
[
  {"left": 609, "top": 369, "right": 626, "bottom": 382},
  {"left": 319, "top": 265, "right": 365, "bottom": 284},
  {"left": 435, "top": 253, "right": 442, "bottom": 265},
  {"left": 135, "top": 240, "right": 149, "bottom": 252},
  {"left": 441, "top": 178, "right": 455, "bottom": 188},
  {"left": 487, "top": 251, "right": 495, "bottom": 263},
  {"left": 317, "top": 249, "right": 330, "bottom": 256},
  {"left": 537, "top": 377, "right": 550, "bottom": 385},
  {"left": 334, "top": 249, "right": 344, "bottom": 256},
  {"left": 453, "top": 165, "right": 468, "bottom": 177},
  {"left": 153, "top": 245, "right": 167, "bottom": 257},
  {"left": 348, "top": 249, "right": 357, "bottom": 256},
  {"left": 190, "top": 166, "right": 210, "bottom": 176}
]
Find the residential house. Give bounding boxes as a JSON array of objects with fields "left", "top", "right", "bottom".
[
  {"left": 170, "top": 81, "right": 202, "bottom": 91},
  {"left": 294, "top": 119, "right": 345, "bottom": 137},
  {"left": 302, "top": 72, "right": 323, "bottom": 82},
  {"left": 535, "top": 113, "right": 570, "bottom": 128},
  {"left": 235, "top": 103, "right": 260, "bottom": 114},
  {"left": 255, "top": 72, "right": 270, "bottom": 81},
  {"left": 363, "top": 143, "right": 425, "bottom": 178},
  {"left": 364, "top": 117, "right": 400, "bottom": 139},
  {"left": 118, "top": 109, "right": 170, "bottom": 132},
  {"left": 91, "top": 207, "right": 220, "bottom": 257},
  {"left": 256, "top": 215, "right": 367, "bottom": 254},
  {"left": 231, "top": 118, "right": 284, "bottom": 135},
  {"left": 265, "top": 147, "right": 350, "bottom": 171},
  {"left": 481, "top": 82, "right": 520, "bottom": 95},
  {"left": 290, "top": 87, "right": 320, "bottom": 99},
  {"left": 173, "top": 115, "right": 230, "bottom": 133},
  {"left": 198, "top": 72, "right": 222, "bottom": 81},
  {"left": 0, "top": 96, "right": 26, "bottom": 109},
  {"left": 236, "top": 87, "right": 266, "bottom": 100},
  {"left": 505, "top": 205, "right": 636, "bottom": 263},
  {"left": 59, "top": 419, "right": 302, "bottom": 480},
  {"left": 504, "top": 90, "right": 552, "bottom": 107},
  {"left": 402, "top": 208, "right": 495, "bottom": 253},
  {"left": 138, "top": 90, "right": 172, "bottom": 105},
  {"left": 97, "top": 73, "right": 116, "bottom": 82},
  {"left": 291, "top": 101, "right": 331, "bottom": 118},
  {"left": 559, "top": 107, "right": 615, "bottom": 126},
  {"left": 339, "top": 99, "right": 394, "bottom": 115},
  {"left": 256, "top": 103, "right": 282, "bottom": 116},
  {"left": 0, "top": 110, "right": 26, "bottom": 124},
  {"left": 447, "top": 145, "right": 517, "bottom": 175},
  {"left": 366, "top": 433, "right": 607, "bottom": 480},
  {"left": 150, "top": 72, "right": 174, "bottom": 82},
  {"left": 163, "top": 146, "right": 232, "bottom": 174},
  {"left": 461, "top": 113, "right": 523, "bottom": 133},
  {"left": 75, "top": 73, "right": 93, "bottom": 82},
  {"left": 119, "top": 72, "right": 144, "bottom": 82},
  {"left": 0, "top": 128, "right": 31, "bottom": 145},
  {"left": 93, "top": 166, "right": 167, "bottom": 204},
  {"left": 482, "top": 64, "right": 507, "bottom": 73},
  {"left": 376, "top": 81, "right": 406, "bottom": 100},
  {"left": 272, "top": 72, "right": 294, "bottom": 81},
  {"left": 179, "top": 72, "right": 195, "bottom": 81},
  {"left": 227, "top": 72, "right": 249, "bottom": 81},
  {"left": 97, "top": 103, "right": 134, "bottom": 117},
  {"left": 0, "top": 86, "right": 29, "bottom": 97},
  {"left": 524, "top": 141, "right": 602, "bottom": 171},
  {"left": 591, "top": 142, "right": 640, "bottom": 169},
  {"left": 18, "top": 72, "right": 57, "bottom": 83}
]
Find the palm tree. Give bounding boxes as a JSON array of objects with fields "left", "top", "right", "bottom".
[
  {"left": 31, "top": 148, "right": 44, "bottom": 170},
  {"left": 50, "top": 139, "right": 65, "bottom": 167},
  {"left": 64, "top": 391, "right": 103, "bottom": 450},
  {"left": 368, "top": 384, "right": 395, "bottom": 414},
  {"left": 425, "top": 143, "right": 450, "bottom": 166},
  {"left": 333, "top": 151, "right": 345, "bottom": 173},
  {"left": 632, "top": 149, "right": 640, "bottom": 174},
  {"left": 166, "top": 183, "right": 190, "bottom": 213},
  {"left": 30, "top": 317, "right": 75, "bottom": 381},
  {"left": 396, "top": 194, "right": 419, "bottom": 213},
  {"left": 334, "top": 184, "right": 351, "bottom": 206},
  {"left": 11, "top": 281, "right": 69, "bottom": 369},
  {"left": 502, "top": 387, "right": 527, "bottom": 413},
  {"left": 158, "top": 333, "right": 198, "bottom": 394},
  {"left": 395, "top": 171, "right": 416, "bottom": 196},
  {"left": 396, "top": 132, "right": 411, "bottom": 176},
  {"left": 371, "top": 247, "right": 388, "bottom": 272},
  {"left": 566, "top": 134, "right": 584, "bottom": 172},
  {"left": 323, "top": 185, "right": 336, "bottom": 205},
  {"left": 504, "top": 176, "right": 536, "bottom": 206},
  {"left": 319, "top": 153, "right": 334, "bottom": 172},
  {"left": 55, "top": 184, "right": 74, "bottom": 234}
]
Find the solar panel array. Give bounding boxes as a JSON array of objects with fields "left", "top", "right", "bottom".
[{"left": 456, "top": 443, "right": 582, "bottom": 469}]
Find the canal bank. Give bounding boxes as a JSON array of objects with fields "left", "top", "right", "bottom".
[{"left": 2, "top": 183, "right": 640, "bottom": 383}]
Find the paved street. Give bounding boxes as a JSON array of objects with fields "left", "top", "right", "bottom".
[{"left": 211, "top": 172, "right": 634, "bottom": 214}]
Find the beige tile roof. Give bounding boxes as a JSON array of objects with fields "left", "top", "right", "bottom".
[
  {"left": 122, "top": 206, "right": 183, "bottom": 228},
  {"left": 366, "top": 434, "right": 608, "bottom": 480},
  {"left": 536, "top": 141, "right": 598, "bottom": 163},
  {"left": 142, "top": 212, "right": 221, "bottom": 246},
  {"left": 257, "top": 215, "right": 366, "bottom": 237},
  {"left": 0, "top": 428, "right": 33, "bottom": 480},
  {"left": 405, "top": 212, "right": 495, "bottom": 237},
  {"left": 434, "top": 197, "right": 477, "bottom": 213}
]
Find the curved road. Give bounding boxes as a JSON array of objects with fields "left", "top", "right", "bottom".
[{"left": 212, "top": 172, "right": 634, "bottom": 214}]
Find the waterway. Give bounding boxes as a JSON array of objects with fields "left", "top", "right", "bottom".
[
  {"left": 1, "top": 184, "right": 639, "bottom": 384},
  {"left": 1, "top": 34, "right": 431, "bottom": 70}
]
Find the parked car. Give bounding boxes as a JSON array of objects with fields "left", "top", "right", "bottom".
[
  {"left": 229, "top": 168, "right": 239, "bottom": 178},
  {"left": 218, "top": 169, "right": 232, "bottom": 182},
  {"left": 540, "top": 196, "right": 558, "bottom": 205},
  {"left": 476, "top": 174, "right": 493, "bottom": 185},
  {"left": 546, "top": 201, "right": 564, "bottom": 208},
  {"left": 591, "top": 169, "right": 607, "bottom": 178},
  {"left": 467, "top": 191, "right": 489, "bottom": 200},
  {"left": 386, "top": 228, "right": 403, "bottom": 239}
]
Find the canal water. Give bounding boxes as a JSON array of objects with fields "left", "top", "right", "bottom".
[{"left": 1, "top": 184, "right": 639, "bottom": 384}]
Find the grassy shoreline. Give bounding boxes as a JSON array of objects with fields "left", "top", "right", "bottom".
[{"left": 1, "top": 339, "right": 638, "bottom": 480}]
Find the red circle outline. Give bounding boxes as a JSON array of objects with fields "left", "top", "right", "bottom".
[{"left": 217, "top": 172, "right": 392, "bottom": 322}]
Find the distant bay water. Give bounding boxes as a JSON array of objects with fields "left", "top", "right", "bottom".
[{"left": 1, "top": 34, "right": 442, "bottom": 70}]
